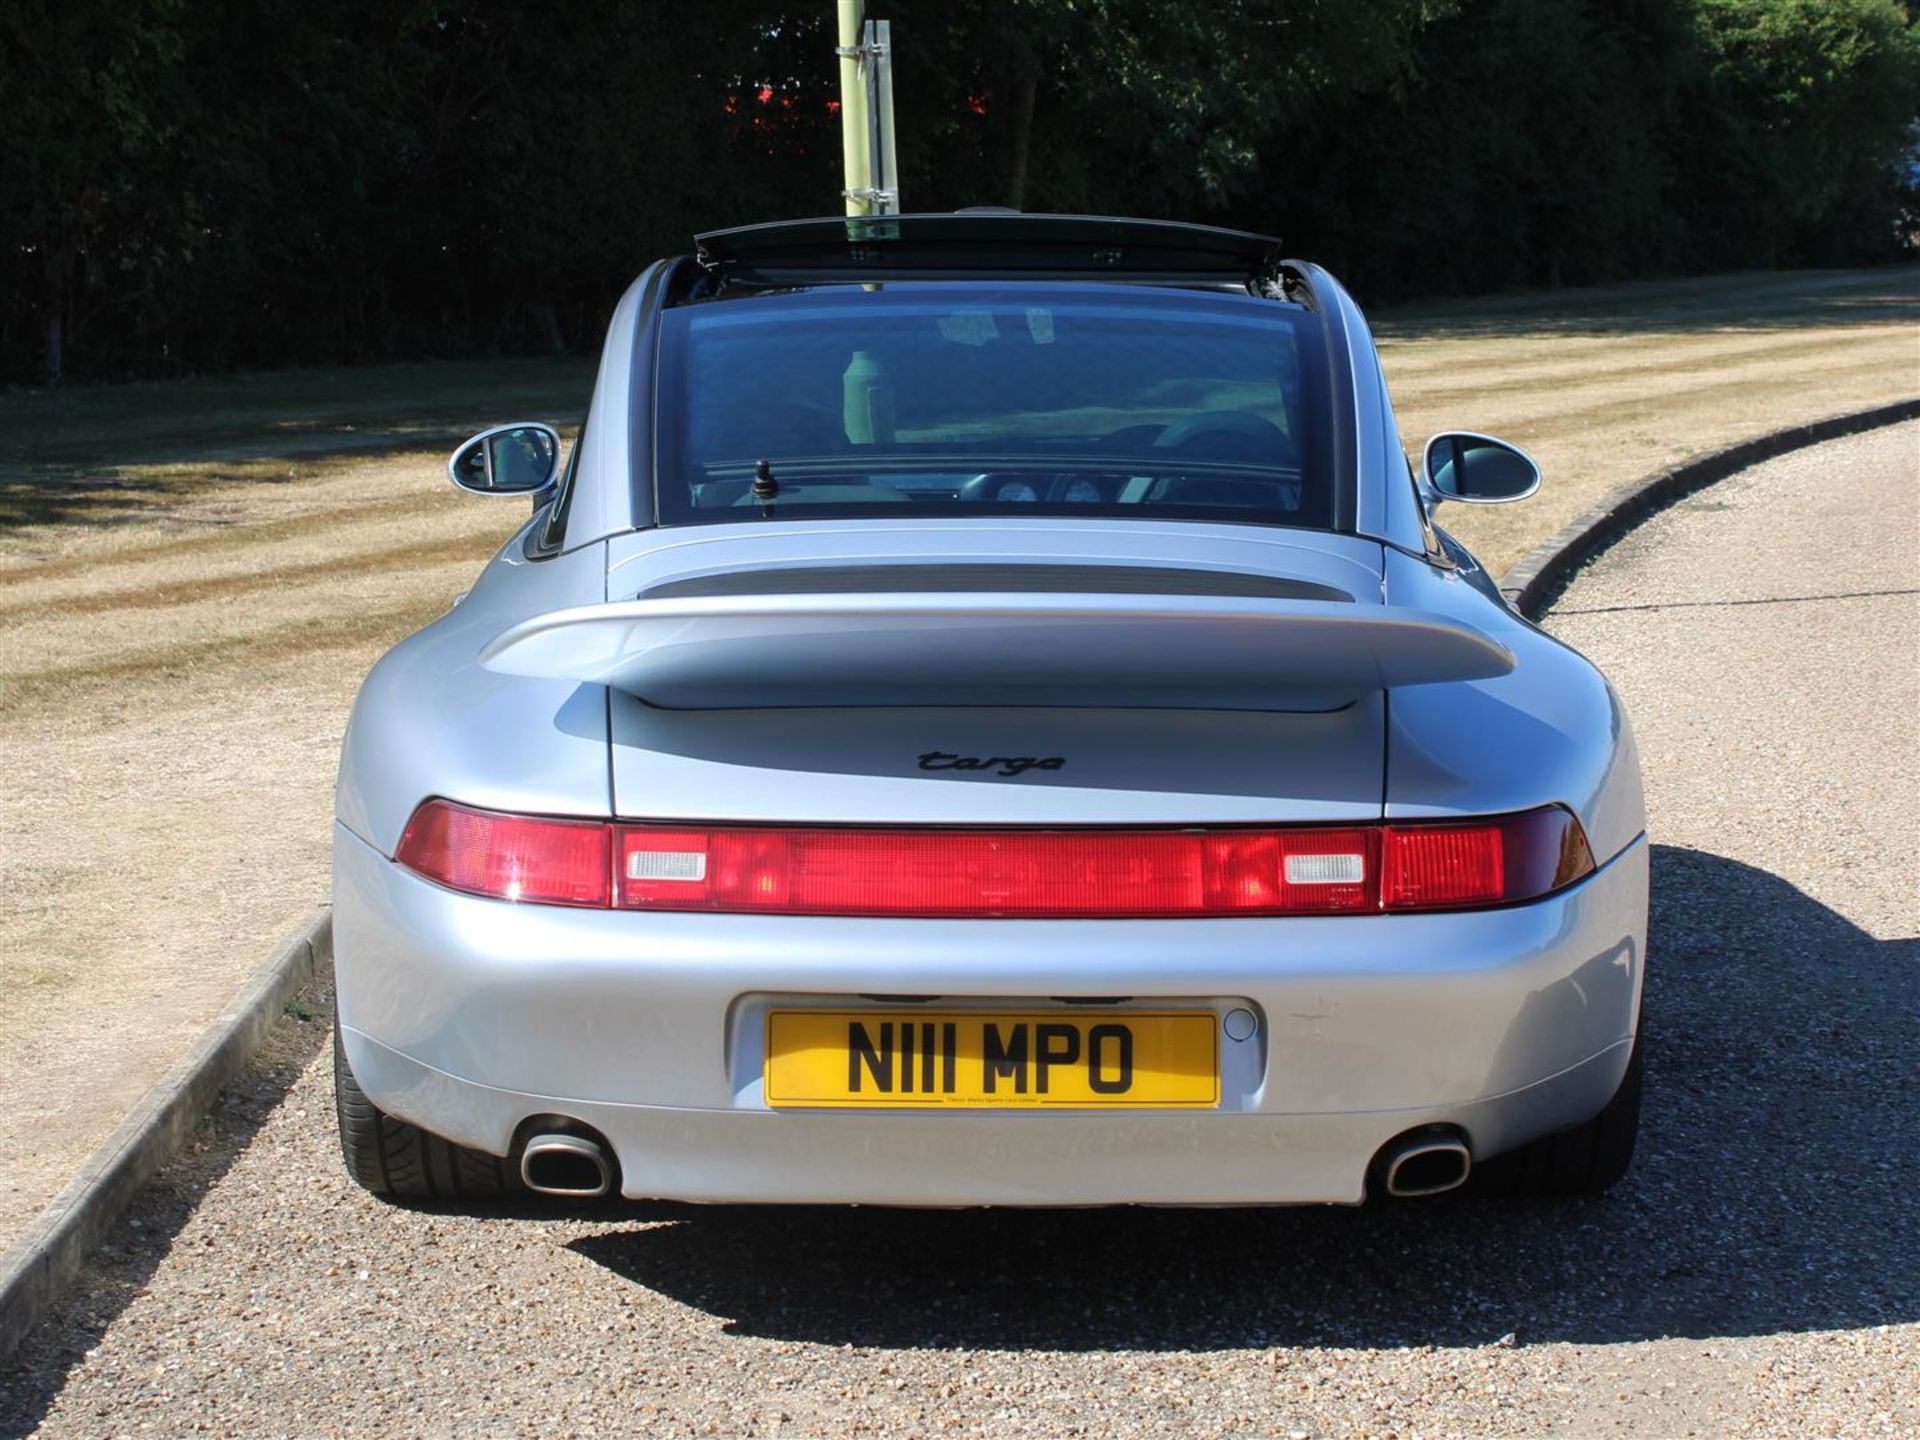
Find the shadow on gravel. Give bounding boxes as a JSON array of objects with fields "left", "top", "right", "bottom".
[
  {"left": 0, "top": 989, "right": 336, "bottom": 1440},
  {"left": 572, "top": 844, "right": 1917, "bottom": 1350}
]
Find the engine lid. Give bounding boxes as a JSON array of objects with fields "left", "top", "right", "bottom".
[{"left": 607, "top": 696, "right": 1388, "bottom": 826}]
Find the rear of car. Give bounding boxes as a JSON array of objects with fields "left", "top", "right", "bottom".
[{"left": 332, "top": 217, "right": 1646, "bottom": 1207}]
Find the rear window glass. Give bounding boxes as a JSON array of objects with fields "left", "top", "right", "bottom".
[{"left": 653, "top": 284, "right": 1334, "bottom": 529}]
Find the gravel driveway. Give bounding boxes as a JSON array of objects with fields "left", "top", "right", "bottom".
[{"left": 4, "top": 423, "right": 1915, "bottom": 1438}]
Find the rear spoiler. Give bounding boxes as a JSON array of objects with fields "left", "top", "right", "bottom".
[
  {"left": 694, "top": 213, "right": 1284, "bottom": 288},
  {"left": 477, "top": 594, "right": 1513, "bottom": 712}
]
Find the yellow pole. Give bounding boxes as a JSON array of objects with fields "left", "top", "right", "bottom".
[
  {"left": 836, "top": 2, "right": 884, "bottom": 439},
  {"left": 836, "top": 0, "right": 870, "bottom": 216}
]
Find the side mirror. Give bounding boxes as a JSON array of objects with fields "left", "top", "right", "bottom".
[
  {"left": 448, "top": 423, "right": 561, "bottom": 496},
  {"left": 1422, "top": 432, "right": 1541, "bottom": 504}
]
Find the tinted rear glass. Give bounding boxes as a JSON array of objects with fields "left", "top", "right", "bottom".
[{"left": 653, "top": 284, "right": 1335, "bottom": 529}]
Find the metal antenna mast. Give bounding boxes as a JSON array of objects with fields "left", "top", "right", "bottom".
[{"left": 835, "top": 2, "right": 900, "bottom": 216}]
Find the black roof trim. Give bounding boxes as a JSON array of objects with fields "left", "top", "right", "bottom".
[
  {"left": 643, "top": 564, "right": 1350, "bottom": 604},
  {"left": 694, "top": 213, "right": 1285, "bottom": 287}
]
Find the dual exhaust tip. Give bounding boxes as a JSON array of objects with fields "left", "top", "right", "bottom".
[
  {"left": 1375, "top": 1130, "right": 1472, "bottom": 1199},
  {"left": 519, "top": 1130, "right": 615, "bottom": 1199},
  {"left": 521, "top": 1124, "right": 1469, "bottom": 1203}
]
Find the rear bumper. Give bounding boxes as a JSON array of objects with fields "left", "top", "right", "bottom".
[{"left": 333, "top": 823, "right": 1647, "bottom": 1205}]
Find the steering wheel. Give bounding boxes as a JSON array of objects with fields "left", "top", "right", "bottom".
[
  {"left": 1153, "top": 410, "right": 1295, "bottom": 463},
  {"left": 959, "top": 473, "right": 1051, "bottom": 503}
]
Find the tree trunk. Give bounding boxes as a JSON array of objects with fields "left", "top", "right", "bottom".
[
  {"left": 530, "top": 302, "right": 566, "bottom": 356},
  {"left": 43, "top": 243, "right": 70, "bottom": 387},
  {"left": 1006, "top": 69, "right": 1038, "bottom": 210}
]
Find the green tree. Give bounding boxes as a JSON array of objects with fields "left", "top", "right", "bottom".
[
  {"left": 1262, "top": 0, "right": 1697, "bottom": 297},
  {"left": 1681, "top": 0, "right": 1920, "bottom": 265},
  {"left": 0, "top": 0, "right": 191, "bottom": 382},
  {"left": 1, "top": 0, "right": 1914, "bottom": 384},
  {"left": 885, "top": 0, "right": 1450, "bottom": 216}
]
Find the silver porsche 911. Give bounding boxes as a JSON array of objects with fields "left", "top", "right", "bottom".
[{"left": 332, "top": 213, "right": 1646, "bottom": 1207}]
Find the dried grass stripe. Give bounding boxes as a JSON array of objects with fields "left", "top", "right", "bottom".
[
  {"left": 0, "top": 595, "right": 452, "bottom": 716},
  {"left": 0, "top": 488, "right": 459, "bottom": 589},
  {"left": 0, "top": 532, "right": 503, "bottom": 621}
]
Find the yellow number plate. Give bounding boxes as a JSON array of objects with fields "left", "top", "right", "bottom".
[{"left": 764, "top": 1010, "right": 1219, "bottom": 1109}]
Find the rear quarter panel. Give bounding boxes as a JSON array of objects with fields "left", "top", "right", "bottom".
[
  {"left": 1381, "top": 547, "right": 1645, "bottom": 863},
  {"left": 334, "top": 527, "right": 612, "bottom": 855}
]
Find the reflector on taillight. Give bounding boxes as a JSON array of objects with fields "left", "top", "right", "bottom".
[{"left": 395, "top": 799, "right": 610, "bottom": 907}]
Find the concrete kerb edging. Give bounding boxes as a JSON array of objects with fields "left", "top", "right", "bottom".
[
  {"left": 0, "top": 906, "right": 332, "bottom": 1362},
  {"left": 1500, "top": 397, "right": 1920, "bottom": 620}
]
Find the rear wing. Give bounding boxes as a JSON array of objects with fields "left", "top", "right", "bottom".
[
  {"left": 694, "top": 213, "right": 1285, "bottom": 288},
  {"left": 478, "top": 593, "right": 1513, "bottom": 712}
]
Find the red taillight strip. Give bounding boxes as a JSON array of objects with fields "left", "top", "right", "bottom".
[
  {"left": 395, "top": 802, "right": 610, "bottom": 908},
  {"left": 614, "top": 824, "right": 1379, "bottom": 918},
  {"left": 1383, "top": 807, "right": 1596, "bottom": 912},
  {"left": 393, "top": 801, "right": 1596, "bottom": 918}
]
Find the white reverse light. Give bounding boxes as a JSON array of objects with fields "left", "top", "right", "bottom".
[
  {"left": 1284, "top": 853, "right": 1365, "bottom": 885},
  {"left": 625, "top": 850, "right": 708, "bottom": 882}
]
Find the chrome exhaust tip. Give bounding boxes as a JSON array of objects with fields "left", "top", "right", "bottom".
[
  {"left": 1378, "top": 1132, "right": 1472, "bottom": 1198},
  {"left": 519, "top": 1133, "right": 613, "bottom": 1199}
]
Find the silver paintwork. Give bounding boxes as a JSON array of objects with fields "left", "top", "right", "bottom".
[
  {"left": 333, "top": 244, "right": 1649, "bottom": 1205},
  {"left": 1379, "top": 547, "right": 1645, "bottom": 862},
  {"left": 334, "top": 825, "right": 1644, "bottom": 1205},
  {"left": 1318, "top": 267, "right": 1400, "bottom": 545},
  {"left": 601, "top": 514, "right": 1385, "bottom": 590},
  {"left": 335, "top": 518, "right": 611, "bottom": 851},
  {"left": 478, "top": 591, "right": 1512, "bottom": 711},
  {"left": 609, "top": 691, "right": 1390, "bottom": 827},
  {"left": 566, "top": 262, "right": 667, "bottom": 545}
]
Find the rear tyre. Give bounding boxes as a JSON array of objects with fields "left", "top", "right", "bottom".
[
  {"left": 1474, "top": 1029, "right": 1642, "bottom": 1198},
  {"left": 333, "top": 1018, "right": 516, "bottom": 1200}
]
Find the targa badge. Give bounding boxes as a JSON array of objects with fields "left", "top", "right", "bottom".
[{"left": 918, "top": 751, "right": 1065, "bottom": 778}]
